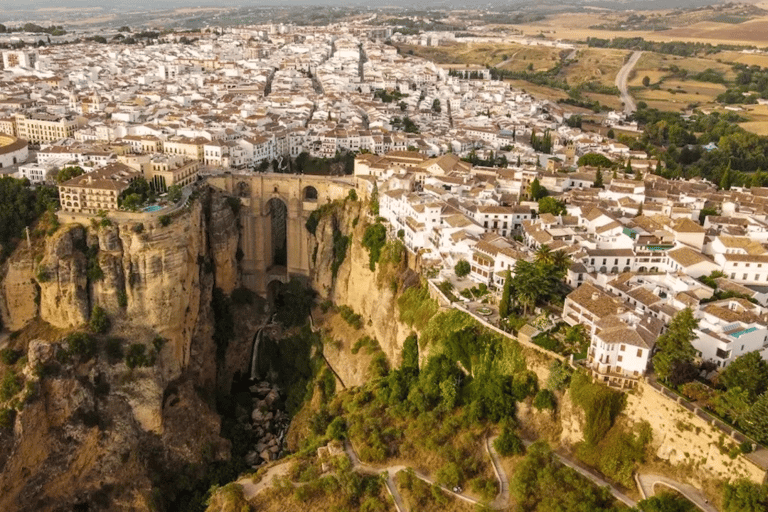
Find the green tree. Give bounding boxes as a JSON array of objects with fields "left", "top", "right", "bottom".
[
  {"left": 538, "top": 196, "right": 565, "bottom": 216},
  {"left": 499, "top": 270, "right": 512, "bottom": 318},
  {"left": 167, "top": 184, "right": 182, "bottom": 203},
  {"left": 698, "top": 207, "right": 718, "bottom": 225},
  {"left": 593, "top": 168, "right": 604, "bottom": 188},
  {"left": 494, "top": 422, "right": 525, "bottom": 456},
  {"left": 722, "top": 479, "right": 768, "bottom": 512},
  {"left": 454, "top": 259, "right": 470, "bottom": 278},
  {"left": 741, "top": 392, "right": 768, "bottom": 444},
  {"left": 431, "top": 98, "right": 441, "bottom": 113},
  {"left": 578, "top": 153, "right": 613, "bottom": 168},
  {"left": 720, "top": 351, "right": 768, "bottom": 400},
  {"left": 642, "top": 76, "right": 651, "bottom": 87},
  {"left": 55, "top": 165, "right": 84, "bottom": 183},
  {"left": 638, "top": 491, "right": 697, "bottom": 512},
  {"left": 720, "top": 165, "right": 733, "bottom": 191},
  {"left": 529, "top": 178, "right": 547, "bottom": 200},
  {"left": 401, "top": 334, "right": 419, "bottom": 374},
  {"left": 652, "top": 308, "right": 698, "bottom": 386}
]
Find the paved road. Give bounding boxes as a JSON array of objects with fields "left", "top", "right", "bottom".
[
  {"left": 486, "top": 436, "right": 510, "bottom": 509},
  {"left": 615, "top": 51, "right": 643, "bottom": 115},
  {"left": 637, "top": 474, "right": 717, "bottom": 512}
]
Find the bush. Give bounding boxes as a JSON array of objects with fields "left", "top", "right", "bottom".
[
  {"left": 117, "top": 290, "right": 128, "bottom": 308},
  {"left": 89, "top": 305, "right": 110, "bottom": 334},
  {"left": 397, "top": 282, "right": 438, "bottom": 331},
  {"left": 338, "top": 305, "right": 363, "bottom": 329},
  {"left": 347, "top": 189, "right": 358, "bottom": 201},
  {"left": 368, "top": 352, "right": 389, "bottom": 379},
  {"left": 326, "top": 417, "right": 347, "bottom": 440},
  {"left": 125, "top": 343, "right": 154, "bottom": 369},
  {"left": 470, "top": 477, "right": 497, "bottom": 502},
  {"left": 546, "top": 360, "right": 572, "bottom": 391},
  {"left": 0, "top": 348, "right": 22, "bottom": 366},
  {"left": 362, "top": 222, "right": 387, "bottom": 270},
  {"left": 132, "top": 223, "right": 144, "bottom": 234},
  {"left": 0, "top": 408, "right": 15, "bottom": 429},
  {"left": 494, "top": 424, "right": 525, "bottom": 456},
  {"left": 533, "top": 389, "right": 556, "bottom": 411},
  {"left": 436, "top": 462, "right": 462, "bottom": 488},
  {"left": 0, "top": 371, "right": 22, "bottom": 401},
  {"left": 159, "top": 215, "right": 171, "bottom": 227},
  {"left": 454, "top": 259, "right": 470, "bottom": 278},
  {"left": 66, "top": 332, "right": 96, "bottom": 360}
]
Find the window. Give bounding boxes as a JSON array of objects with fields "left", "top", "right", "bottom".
[
  {"left": 743, "top": 273, "right": 748, "bottom": 280},
  {"left": 637, "top": 349, "right": 642, "bottom": 357},
  {"left": 618, "top": 355, "right": 623, "bottom": 362},
  {"left": 620, "top": 344, "right": 626, "bottom": 352}
]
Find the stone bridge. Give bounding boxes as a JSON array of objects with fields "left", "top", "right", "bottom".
[{"left": 207, "top": 172, "right": 358, "bottom": 298}]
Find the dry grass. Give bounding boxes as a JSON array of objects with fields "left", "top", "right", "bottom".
[
  {"left": 715, "top": 50, "right": 768, "bottom": 68},
  {"left": 563, "top": 48, "right": 628, "bottom": 87},
  {"left": 400, "top": 41, "right": 562, "bottom": 71}
]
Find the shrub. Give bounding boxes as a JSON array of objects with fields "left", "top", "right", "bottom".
[
  {"left": 89, "top": 305, "right": 110, "bottom": 334},
  {"left": 159, "top": 215, "right": 171, "bottom": 227},
  {"left": 66, "top": 332, "right": 96, "bottom": 360},
  {"left": 494, "top": 424, "right": 525, "bottom": 456},
  {"left": 546, "top": 360, "right": 572, "bottom": 391},
  {"left": 0, "top": 408, "right": 15, "bottom": 429},
  {"left": 436, "top": 462, "right": 462, "bottom": 488},
  {"left": 470, "top": 477, "right": 497, "bottom": 502},
  {"left": 368, "top": 352, "right": 389, "bottom": 379},
  {"left": 0, "top": 348, "right": 22, "bottom": 366},
  {"left": 0, "top": 371, "right": 22, "bottom": 401},
  {"left": 231, "top": 286, "right": 257, "bottom": 305},
  {"left": 533, "top": 389, "right": 557, "bottom": 411},
  {"left": 347, "top": 189, "right": 358, "bottom": 201},
  {"left": 362, "top": 222, "right": 387, "bottom": 270},
  {"left": 338, "top": 305, "right": 363, "bottom": 329},
  {"left": 117, "top": 290, "right": 128, "bottom": 308},
  {"left": 125, "top": 343, "right": 154, "bottom": 369},
  {"left": 326, "top": 416, "right": 347, "bottom": 440},
  {"left": 132, "top": 223, "right": 144, "bottom": 234}
]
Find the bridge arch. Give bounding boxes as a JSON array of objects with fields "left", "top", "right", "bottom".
[
  {"left": 303, "top": 185, "right": 318, "bottom": 202},
  {"left": 266, "top": 197, "right": 288, "bottom": 268}
]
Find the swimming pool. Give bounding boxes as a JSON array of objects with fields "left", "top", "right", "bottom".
[{"left": 143, "top": 205, "right": 163, "bottom": 212}]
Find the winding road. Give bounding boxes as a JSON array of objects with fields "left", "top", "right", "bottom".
[
  {"left": 236, "top": 437, "right": 716, "bottom": 512},
  {"left": 637, "top": 474, "right": 717, "bottom": 512},
  {"left": 616, "top": 51, "right": 643, "bottom": 115}
]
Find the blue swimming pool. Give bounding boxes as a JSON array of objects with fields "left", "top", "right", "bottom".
[{"left": 143, "top": 205, "right": 163, "bottom": 212}]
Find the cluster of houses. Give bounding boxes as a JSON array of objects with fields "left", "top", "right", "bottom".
[
  {"left": 362, "top": 150, "right": 768, "bottom": 387},
  {"left": 1, "top": 21, "right": 767, "bottom": 386}
]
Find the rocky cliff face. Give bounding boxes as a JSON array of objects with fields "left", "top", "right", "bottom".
[
  {"left": 0, "top": 189, "right": 249, "bottom": 511},
  {"left": 308, "top": 201, "right": 417, "bottom": 386}
]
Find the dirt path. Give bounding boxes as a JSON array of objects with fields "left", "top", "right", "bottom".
[
  {"left": 616, "top": 51, "right": 643, "bottom": 115},
  {"left": 237, "top": 461, "right": 292, "bottom": 500}
]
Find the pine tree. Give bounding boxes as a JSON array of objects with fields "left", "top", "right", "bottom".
[
  {"left": 370, "top": 182, "right": 379, "bottom": 215},
  {"left": 720, "top": 165, "right": 732, "bottom": 191},
  {"left": 634, "top": 165, "right": 642, "bottom": 181},
  {"left": 499, "top": 270, "right": 512, "bottom": 319},
  {"left": 635, "top": 202, "right": 643, "bottom": 217},
  {"left": 593, "top": 167, "right": 604, "bottom": 188}
]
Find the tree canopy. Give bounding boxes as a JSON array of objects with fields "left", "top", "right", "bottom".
[
  {"left": 578, "top": 153, "right": 613, "bottom": 168},
  {"left": 719, "top": 351, "right": 768, "bottom": 401},
  {"left": 538, "top": 196, "right": 566, "bottom": 216},
  {"left": 652, "top": 308, "right": 698, "bottom": 386}
]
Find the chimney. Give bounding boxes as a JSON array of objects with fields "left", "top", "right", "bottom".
[{"left": 591, "top": 292, "right": 599, "bottom": 301}]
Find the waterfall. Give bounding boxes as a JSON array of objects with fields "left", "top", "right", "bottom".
[{"left": 250, "top": 328, "right": 263, "bottom": 380}]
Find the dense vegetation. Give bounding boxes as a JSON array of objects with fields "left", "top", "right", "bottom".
[
  {"left": 512, "top": 441, "right": 622, "bottom": 512},
  {"left": 586, "top": 37, "right": 748, "bottom": 57},
  {"left": 0, "top": 177, "right": 58, "bottom": 258}
]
